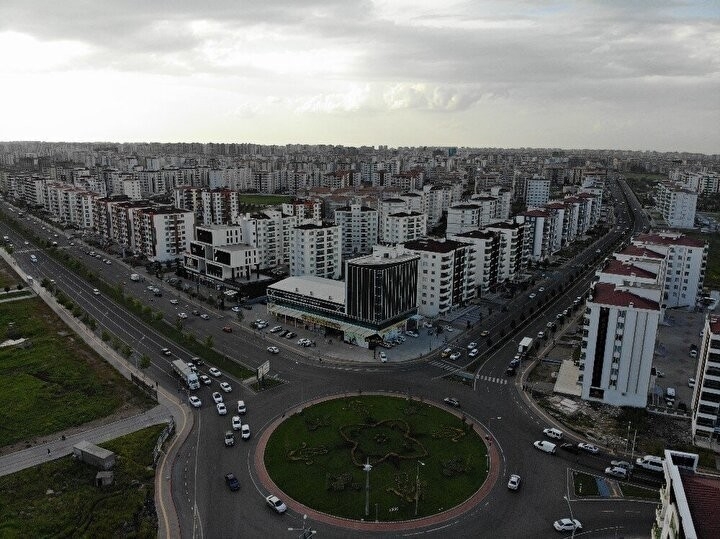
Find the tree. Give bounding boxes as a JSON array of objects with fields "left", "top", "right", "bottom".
[
  {"left": 139, "top": 354, "right": 151, "bottom": 370},
  {"left": 205, "top": 335, "right": 214, "bottom": 349}
]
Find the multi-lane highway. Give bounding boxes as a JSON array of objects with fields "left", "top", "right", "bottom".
[{"left": 0, "top": 177, "right": 658, "bottom": 537}]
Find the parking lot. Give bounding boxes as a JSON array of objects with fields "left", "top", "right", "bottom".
[{"left": 651, "top": 310, "right": 706, "bottom": 410}]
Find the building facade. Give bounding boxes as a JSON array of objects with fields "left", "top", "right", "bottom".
[{"left": 691, "top": 314, "right": 720, "bottom": 450}]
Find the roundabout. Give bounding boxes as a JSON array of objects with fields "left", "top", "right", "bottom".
[{"left": 254, "top": 393, "right": 501, "bottom": 532}]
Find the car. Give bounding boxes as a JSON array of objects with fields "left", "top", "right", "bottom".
[
  {"left": 200, "top": 313, "right": 210, "bottom": 320},
  {"left": 423, "top": 321, "right": 434, "bottom": 328},
  {"left": 189, "top": 396, "right": 202, "bottom": 408},
  {"left": 192, "top": 357, "right": 205, "bottom": 366},
  {"left": 507, "top": 474, "right": 521, "bottom": 491},
  {"left": 170, "top": 299, "right": 179, "bottom": 305},
  {"left": 177, "top": 312, "right": 188, "bottom": 319},
  {"left": 187, "top": 362, "right": 197, "bottom": 373},
  {"left": 232, "top": 416, "right": 242, "bottom": 430},
  {"left": 688, "top": 377, "right": 696, "bottom": 388},
  {"left": 285, "top": 331, "right": 296, "bottom": 339},
  {"left": 543, "top": 428, "right": 563, "bottom": 440},
  {"left": 509, "top": 358, "right": 520, "bottom": 368},
  {"left": 270, "top": 326, "right": 282, "bottom": 333},
  {"left": 560, "top": 443, "right": 580, "bottom": 454},
  {"left": 92, "top": 288, "right": 100, "bottom": 295},
  {"left": 553, "top": 518, "right": 582, "bottom": 532},
  {"left": 534, "top": 440, "right": 557, "bottom": 454},
  {"left": 444, "top": 325, "right": 454, "bottom": 332},
  {"left": 441, "top": 347, "right": 453, "bottom": 358},
  {"left": 191, "top": 309, "right": 200, "bottom": 316},
  {"left": 546, "top": 321, "right": 554, "bottom": 328},
  {"left": 266, "top": 494, "right": 287, "bottom": 514},
  {"left": 267, "top": 346, "right": 280, "bottom": 354},
  {"left": 278, "top": 330, "right": 288, "bottom": 337},
  {"left": 222, "top": 326, "right": 233, "bottom": 333},
  {"left": 605, "top": 466, "right": 628, "bottom": 479},
  {"left": 505, "top": 366, "right": 516, "bottom": 376},
  {"left": 443, "top": 397, "right": 460, "bottom": 407},
  {"left": 199, "top": 374, "right": 211, "bottom": 385},
  {"left": 209, "top": 367, "right": 222, "bottom": 377},
  {"left": 231, "top": 306, "right": 241, "bottom": 312},
  {"left": 468, "top": 348, "right": 479, "bottom": 358},
  {"left": 449, "top": 352, "right": 461, "bottom": 361},
  {"left": 237, "top": 400, "right": 246, "bottom": 414},
  {"left": 224, "top": 430, "right": 235, "bottom": 447},
  {"left": 24, "top": 241, "right": 29, "bottom": 246},
  {"left": 225, "top": 473, "right": 240, "bottom": 491},
  {"left": 241, "top": 423, "right": 250, "bottom": 440},
  {"left": 556, "top": 312, "right": 564, "bottom": 320},
  {"left": 611, "top": 460, "right": 634, "bottom": 470},
  {"left": 529, "top": 293, "right": 537, "bottom": 299},
  {"left": 538, "top": 287, "right": 545, "bottom": 292},
  {"left": 220, "top": 381, "right": 232, "bottom": 393},
  {"left": 297, "top": 338, "right": 311, "bottom": 345},
  {"left": 537, "top": 331, "right": 545, "bottom": 339},
  {"left": 596, "top": 248, "right": 602, "bottom": 253},
  {"left": 467, "top": 342, "right": 478, "bottom": 350},
  {"left": 105, "top": 259, "right": 111, "bottom": 265},
  {"left": 480, "top": 330, "right": 489, "bottom": 337},
  {"left": 216, "top": 402, "right": 227, "bottom": 415},
  {"left": 379, "top": 351, "right": 387, "bottom": 362},
  {"left": 406, "top": 331, "right": 419, "bottom": 338},
  {"left": 578, "top": 442, "right": 599, "bottom": 454},
  {"left": 161, "top": 347, "right": 172, "bottom": 356},
  {"left": 212, "top": 392, "right": 223, "bottom": 404}
]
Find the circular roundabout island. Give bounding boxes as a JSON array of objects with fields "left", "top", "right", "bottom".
[{"left": 261, "top": 394, "right": 493, "bottom": 525}]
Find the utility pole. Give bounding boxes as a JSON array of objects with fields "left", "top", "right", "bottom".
[{"left": 363, "top": 458, "right": 372, "bottom": 517}]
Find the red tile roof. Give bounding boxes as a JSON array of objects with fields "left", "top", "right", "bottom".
[
  {"left": 602, "top": 259, "right": 658, "bottom": 279},
  {"left": 618, "top": 245, "right": 665, "bottom": 259},
  {"left": 590, "top": 282, "right": 660, "bottom": 310},
  {"left": 636, "top": 233, "right": 706, "bottom": 248},
  {"left": 710, "top": 315, "right": 720, "bottom": 335},
  {"left": 680, "top": 474, "right": 720, "bottom": 539}
]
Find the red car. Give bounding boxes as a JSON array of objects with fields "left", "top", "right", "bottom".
[{"left": 222, "top": 326, "right": 233, "bottom": 333}]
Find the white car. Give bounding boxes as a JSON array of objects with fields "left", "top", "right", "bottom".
[
  {"left": 468, "top": 348, "right": 479, "bottom": 358},
  {"left": 605, "top": 466, "right": 628, "bottom": 479},
  {"left": 553, "top": 519, "right": 582, "bottom": 532},
  {"left": 467, "top": 342, "right": 478, "bottom": 350},
  {"left": 578, "top": 442, "right": 599, "bottom": 454},
  {"left": 270, "top": 326, "right": 282, "bottom": 333},
  {"left": 199, "top": 374, "right": 211, "bottom": 385},
  {"left": 449, "top": 352, "right": 461, "bottom": 361},
  {"left": 170, "top": 299, "right": 178, "bottom": 305},
  {"left": 267, "top": 346, "right": 280, "bottom": 354},
  {"left": 232, "top": 416, "right": 242, "bottom": 430},
  {"left": 200, "top": 313, "right": 210, "bottom": 320},
  {"left": 379, "top": 351, "right": 387, "bottom": 362},
  {"left": 209, "top": 367, "right": 222, "bottom": 377},
  {"left": 161, "top": 348, "right": 172, "bottom": 356},
  {"left": 534, "top": 440, "right": 557, "bottom": 454},
  {"left": 529, "top": 293, "right": 537, "bottom": 299},
  {"left": 189, "top": 396, "right": 202, "bottom": 408},
  {"left": 177, "top": 312, "right": 188, "bottom": 319},
  {"left": 444, "top": 325, "right": 454, "bottom": 332},
  {"left": 216, "top": 402, "right": 227, "bottom": 415},
  {"left": 406, "top": 331, "right": 419, "bottom": 338},
  {"left": 241, "top": 424, "right": 250, "bottom": 440},
  {"left": 507, "top": 474, "right": 521, "bottom": 490},
  {"left": 237, "top": 400, "right": 246, "bottom": 414},
  {"left": 543, "top": 427, "right": 563, "bottom": 440},
  {"left": 212, "top": 392, "right": 223, "bottom": 404},
  {"left": 220, "top": 382, "right": 232, "bottom": 393},
  {"left": 297, "top": 338, "right": 311, "bottom": 346},
  {"left": 266, "top": 494, "right": 287, "bottom": 514},
  {"left": 92, "top": 288, "right": 100, "bottom": 295}
]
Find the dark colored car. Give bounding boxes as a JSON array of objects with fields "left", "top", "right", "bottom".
[
  {"left": 505, "top": 366, "right": 516, "bottom": 376},
  {"left": 225, "top": 473, "right": 240, "bottom": 491},
  {"left": 560, "top": 443, "right": 580, "bottom": 454}
]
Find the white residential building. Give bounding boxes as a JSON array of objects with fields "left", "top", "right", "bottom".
[
  {"left": 236, "top": 210, "right": 298, "bottom": 270},
  {"left": 446, "top": 196, "right": 499, "bottom": 235},
  {"left": 381, "top": 211, "right": 427, "bottom": 244},
  {"left": 579, "top": 281, "right": 661, "bottom": 408},
  {"left": 656, "top": 182, "right": 698, "bottom": 229},
  {"left": 690, "top": 314, "right": 720, "bottom": 450},
  {"left": 404, "top": 238, "right": 476, "bottom": 317},
  {"left": 183, "top": 224, "right": 259, "bottom": 281},
  {"left": 485, "top": 219, "right": 526, "bottom": 282},
  {"left": 524, "top": 176, "right": 551, "bottom": 208},
  {"left": 133, "top": 207, "right": 194, "bottom": 262},
  {"left": 520, "top": 209, "right": 558, "bottom": 262},
  {"left": 447, "top": 229, "right": 499, "bottom": 295},
  {"left": 334, "top": 203, "right": 379, "bottom": 258},
  {"left": 290, "top": 222, "right": 342, "bottom": 279}
]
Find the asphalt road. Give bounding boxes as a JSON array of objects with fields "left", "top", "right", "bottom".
[{"left": 0, "top": 178, "right": 658, "bottom": 538}]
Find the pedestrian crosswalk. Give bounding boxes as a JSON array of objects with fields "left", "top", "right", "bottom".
[
  {"left": 429, "top": 360, "right": 461, "bottom": 372},
  {"left": 476, "top": 375, "right": 508, "bottom": 385}
]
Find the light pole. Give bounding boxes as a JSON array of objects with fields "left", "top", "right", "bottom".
[
  {"left": 564, "top": 494, "right": 576, "bottom": 539},
  {"left": 414, "top": 460, "right": 425, "bottom": 516},
  {"left": 363, "top": 458, "right": 372, "bottom": 518}
]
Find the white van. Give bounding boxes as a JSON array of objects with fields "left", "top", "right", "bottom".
[
  {"left": 533, "top": 440, "right": 557, "bottom": 454},
  {"left": 30, "top": 254, "right": 37, "bottom": 263},
  {"left": 635, "top": 455, "right": 664, "bottom": 473},
  {"left": 543, "top": 427, "right": 563, "bottom": 440}
]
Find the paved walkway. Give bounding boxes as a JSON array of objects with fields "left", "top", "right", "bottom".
[{"left": 0, "top": 404, "right": 171, "bottom": 477}]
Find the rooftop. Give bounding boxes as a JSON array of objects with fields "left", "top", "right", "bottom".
[
  {"left": 602, "top": 259, "right": 658, "bottom": 279},
  {"left": 636, "top": 232, "right": 706, "bottom": 248},
  {"left": 347, "top": 250, "right": 419, "bottom": 267},
  {"left": 710, "top": 315, "right": 720, "bottom": 335},
  {"left": 451, "top": 230, "right": 496, "bottom": 240},
  {"left": 617, "top": 245, "right": 665, "bottom": 259},
  {"left": 590, "top": 282, "right": 660, "bottom": 310},
  {"left": 405, "top": 237, "right": 470, "bottom": 253},
  {"left": 268, "top": 276, "right": 345, "bottom": 305},
  {"left": 680, "top": 473, "right": 720, "bottom": 539}
]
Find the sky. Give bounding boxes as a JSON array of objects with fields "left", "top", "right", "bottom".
[{"left": 0, "top": 0, "right": 718, "bottom": 153}]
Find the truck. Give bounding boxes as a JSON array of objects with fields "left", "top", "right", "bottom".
[
  {"left": 518, "top": 337, "right": 533, "bottom": 356},
  {"left": 172, "top": 359, "right": 200, "bottom": 390}
]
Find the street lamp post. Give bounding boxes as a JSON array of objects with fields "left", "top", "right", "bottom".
[
  {"left": 564, "top": 494, "right": 576, "bottom": 539},
  {"left": 414, "top": 460, "right": 425, "bottom": 516},
  {"left": 363, "top": 458, "right": 372, "bottom": 518}
]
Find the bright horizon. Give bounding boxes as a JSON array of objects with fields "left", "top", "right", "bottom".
[{"left": 1, "top": 1, "right": 718, "bottom": 154}]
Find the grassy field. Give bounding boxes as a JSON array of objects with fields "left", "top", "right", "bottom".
[
  {"left": 620, "top": 483, "right": 659, "bottom": 501},
  {"left": 573, "top": 471, "right": 600, "bottom": 496},
  {"left": 0, "top": 424, "right": 163, "bottom": 538},
  {"left": 0, "top": 298, "right": 153, "bottom": 448},
  {"left": 0, "top": 257, "right": 23, "bottom": 290},
  {"left": 265, "top": 395, "right": 487, "bottom": 521}
]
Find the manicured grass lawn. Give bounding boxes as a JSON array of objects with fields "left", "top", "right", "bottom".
[
  {"left": 573, "top": 472, "right": 600, "bottom": 496},
  {"left": 265, "top": 395, "right": 487, "bottom": 521},
  {"left": 620, "top": 483, "right": 659, "bottom": 501},
  {"left": 0, "top": 424, "right": 163, "bottom": 537},
  {"left": 0, "top": 298, "right": 153, "bottom": 448},
  {"left": 0, "top": 257, "right": 23, "bottom": 290}
]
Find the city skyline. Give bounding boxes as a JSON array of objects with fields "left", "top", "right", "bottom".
[{"left": 1, "top": 1, "right": 718, "bottom": 153}]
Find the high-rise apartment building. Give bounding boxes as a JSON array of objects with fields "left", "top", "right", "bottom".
[
  {"left": 334, "top": 203, "right": 379, "bottom": 259},
  {"left": 690, "top": 315, "right": 720, "bottom": 450},
  {"left": 290, "top": 222, "right": 342, "bottom": 279}
]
